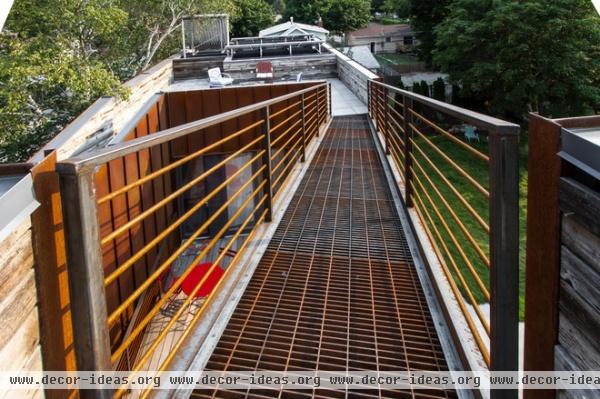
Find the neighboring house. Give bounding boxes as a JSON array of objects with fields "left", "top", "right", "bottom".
[
  {"left": 259, "top": 17, "right": 329, "bottom": 41},
  {"left": 347, "top": 23, "right": 416, "bottom": 54},
  {"left": 340, "top": 46, "right": 381, "bottom": 73}
]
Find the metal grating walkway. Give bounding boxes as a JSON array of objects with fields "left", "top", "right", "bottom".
[{"left": 193, "top": 115, "right": 457, "bottom": 399}]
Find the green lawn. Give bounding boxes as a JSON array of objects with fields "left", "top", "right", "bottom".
[
  {"left": 402, "top": 117, "right": 527, "bottom": 320},
  {"left": 375, "top": 53, "right": 421, "bottom": 67}
]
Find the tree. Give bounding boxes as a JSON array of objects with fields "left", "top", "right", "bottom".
[
  {"left": 283, "top": 0, "right": 370, "bottom": 34},
  {"left": 409, "top": 0, "right": 450, "bottom": 67},
  {"left": 231, "top": 0, "right": 273, "bottom": 37},
  {"left": 1, "top": 0, "right": 129, "bottom": 162},
  {"left": 432, "top": 77, "right": 445, "bottom": 101},
  {"left": 0, "top": 0, "right": 234, "bottom": 161},
  {"left": 381, "top": 0, "right": 410, "bottom": 19},
  {"left": 433, "top": 0, "right": 600, "bottom": 119},
  {"left": 323, "top": 0, "right": 370, "bottom": 35},
  {"left": 282, "top": 0, "right": 329, "bottom": 25}
]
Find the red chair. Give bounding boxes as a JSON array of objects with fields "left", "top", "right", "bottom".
[{"left": 256, "top": 61, "right": 274, "bottom": 81}]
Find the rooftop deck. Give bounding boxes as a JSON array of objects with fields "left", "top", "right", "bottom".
[{"left": 1, "top": 51, "right": 523, "bottom": 399}]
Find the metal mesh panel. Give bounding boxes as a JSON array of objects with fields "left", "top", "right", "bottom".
[
  {"left": 193, "top": 115, "right": 456, "bottom": 399},
  {"left": 182, "top": 14, "right": 229, "bottom": 56}
]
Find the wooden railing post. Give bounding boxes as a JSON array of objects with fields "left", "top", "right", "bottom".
[
  {"left": 403, "top": 95, "right": 414, "bottom": 207},
  {"left": 384, "top": 87, "right": 390, "bottom": 155},
  {"left": 301, "top": 93, "right": 306, "bottom": 162},
  {"left": 489, "top": 127, "right": 520, "bottom": 399},
  {"left": 56, "top": 165, "right": 113, "bottom": 399},
  {"left": 261, "top": 106, "right": 274, "bottom": 222}
]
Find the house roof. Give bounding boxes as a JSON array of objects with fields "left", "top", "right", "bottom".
[
  {"left": 340, "top": 46, "right": 381, "bottom": 70},
  {"left": 349, "top": 23, "right": 412, "bottom": 38},
  {"left": 259, "top": 19, "right": 329, "bottom": 37}
]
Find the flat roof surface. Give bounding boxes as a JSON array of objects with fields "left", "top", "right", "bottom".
[{"left": 166, "top": 78, "right": 368, "bottom": 116}]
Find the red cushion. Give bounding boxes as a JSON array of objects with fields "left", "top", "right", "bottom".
[{"left": 181, "top": 262, "right": 224, "bottom": 298}]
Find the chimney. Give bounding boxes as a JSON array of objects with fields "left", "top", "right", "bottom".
[{"left": 290, "top": 17, "right": 294, "bottom": 23}]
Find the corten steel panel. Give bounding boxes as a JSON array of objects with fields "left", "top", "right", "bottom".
[
  {"left": 193, "top": 115, "right": 456, "bottom": 399},
  {"left": 185, "top": 90, "right": 208, "bottom": 153},
  {"left": 107, "top": 157, "right": 136, "bottom": 345},
  {"left": 167, "top": 91, "right": 190, "bottom": 157},
  {"left": 30, "top": 152, "right": 78, "bottom": 399}
]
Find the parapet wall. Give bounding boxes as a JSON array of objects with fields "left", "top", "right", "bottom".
[{"left": 324, "top": 43, "right": 379, "bottom": 104}]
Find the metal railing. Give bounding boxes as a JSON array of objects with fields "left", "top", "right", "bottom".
[
  {"left": 57, "top": 82, "right": 330, "bottom": 398},
  {"left": 368, "top": 80, "right": 520, "bottom": 382}
]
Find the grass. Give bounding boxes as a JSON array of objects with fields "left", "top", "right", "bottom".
[
  {"left": 400, "top": 112, "right": 528, "bottom": 320},
  {"left": 375, "top": 53, "right": 421, "bottom": 67},
  {"left": 380, "top": 17, "right": 409, "bottom": 25}
]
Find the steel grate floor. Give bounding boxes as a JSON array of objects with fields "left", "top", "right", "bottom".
[{"left": 192, "top": 115, "right": 457, "bottom": 399}]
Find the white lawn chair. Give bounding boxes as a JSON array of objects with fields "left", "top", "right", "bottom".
[{"left": 208, "top": 67, "right": 233, "bottom": 87}]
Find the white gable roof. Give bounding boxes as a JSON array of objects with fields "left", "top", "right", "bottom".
[{"left": 259, "top": 20, "right": 329, "bottom": 37}]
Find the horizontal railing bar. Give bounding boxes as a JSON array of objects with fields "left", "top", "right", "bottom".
[
  {"left": 270, "top": 109, "right": 302, "bottom": 134},
  {"left": 411, "top": 139, "right": 490, "bottom": 233},
  {"left": 412, "top": 192, "right": 491, "bottom": 366},
  {"left": 388, "top": 133, "right": 405, "bottom": 159},
  {"left": 271, "top": 117, "right": 302, "bottom": 147},
  {"left": 411, "top": 123, "right": 490, "bottom": 198},
  {"left": 273, "top": 147, "right": 302, "bottom": 190},
  {"left": 272, "top": 133, "right": 303, "bottom": 175},
  {"left": 112, "top": 178, "right": 267, "bottom": 364},
  {"left": 413, "top": 184, "right": 491, "bottom": 334},
  {"left": 389, "top": 104, "right": 404, "bottom": 122},
  {"left": 107, "top": 164, "right": 266, "bottom": 326},
  {"left": 409, "top": 109, "right": 490, "bottom": 163},
  {"left": 370, "top": 80, "right": 519, "bottom": 135},
  {"left": 411, "top": 154, "right": 490, "bottom": 267},
  {"left": 97, "top": 120, "right": 264, "bottom": 205},
  {"left": 412, "top": 170, "right": 490, "bottom": 301},
  {"left": 269, "top": 100, "right": 302, "bottom": 120},
  {"left": 272, "top": 126, "right": 302, "bottom": 161},
  {"left": 387, "top": 94, "right": 404, "bottom": 110},
  {"left": 58, "top": 83, "right": 329, "bottom": 173},
  {"left": 389, "top": 116, "right": 405, "bottom": 138},
  {"left": 100, "top": 135, "right": 264, "bottom": 246},
  {"left": 304, "top": 98, "right": 317, "bottom": 112},
  {"left": 126, "top": 205, "right": 269, "bottom": 399},
  {"left": 303, "top": 91, "right": 317, "bottom": 102},
  {"left": 103, "top": 149, "right": 265, "bottom": 287},
  {"left": 304, "top": 112, "right": 318, "bottom": 130}
]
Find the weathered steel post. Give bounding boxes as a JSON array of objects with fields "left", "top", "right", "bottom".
[
  {"left": 489, "top": 126, "right": 520, "bottom": 399},
  {"left": 261, "top": 106, "right": 274, "bottom": 222},
  {"left": 56, "top": 164, "right": 113, "bottom": 399}
]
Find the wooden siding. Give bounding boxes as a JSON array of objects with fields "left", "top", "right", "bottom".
[
  {"left": 555, "top": 177, "right": 600, "bottom": 399},
  {"left": 0, "top": 218, "right": 43, "bottom": 399},
  {"left": 222, "top": 54, "right": 337, "bottom": 82},
  {"left": 173, "top": 56, "right": 226, "bottom": 81}
]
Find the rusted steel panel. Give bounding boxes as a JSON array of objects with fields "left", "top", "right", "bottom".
[
  {"left": 523, "top": 114, "right": 562, "bottom": 399},
  {"left": 167, "top": 91, "right": 190, "bottom": 158},
  {"left": 201, "top": 89, "right": 224, "bottom": 151},
  {"left": 30, "top": 152, "right": 77, "bottom": 399}
]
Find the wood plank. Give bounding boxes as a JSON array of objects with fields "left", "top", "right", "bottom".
[
  {"left": 554, "top": 345, "right": 600, "bottom": 399},
  {"left": 560, "top": 177, "right": 600, "bottom": 237},
  {"left": 558, "top": 280, "right": 600, "bottom": 367},
  {"left": 0, "top": 270, "right": 37, "bottom": 350},
  {"left": 524, "top": 114, "right": 562, "bottom": 398},
  {"left": 560, "top": 245, "right": 600, "bottom": 316},
  {"left": 561, "top": 214, "right": 600, "bottom": 274}
]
